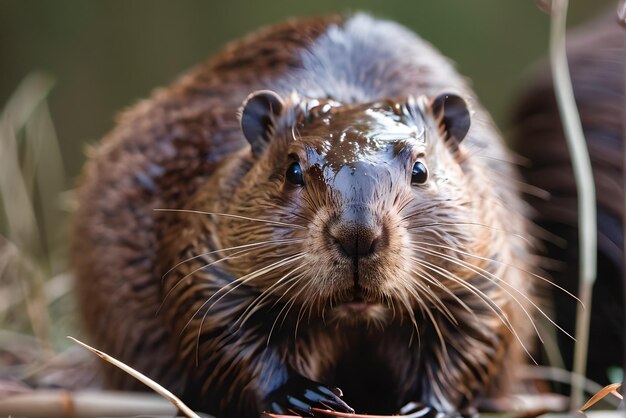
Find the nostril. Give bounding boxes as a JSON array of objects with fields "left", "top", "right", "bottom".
[
  {"left": 330, "top": 227, "right": 381, "bottom": 258},
  {"left": 327, "top": 206, "right": 384, "bottom": 259},
  {"left": 366, "top": 237, "right": 379, "bottom": 255},
  {"left": 334, "top": 236, "right": 356, "bottom": 257}
]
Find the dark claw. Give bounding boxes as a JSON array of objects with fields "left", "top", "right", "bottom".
[
  {"left": 325, "top": 386, "right": 344, "bottom": 398},
  {"left": 264, "top": 374, "right": 354, "bottom": 416}
]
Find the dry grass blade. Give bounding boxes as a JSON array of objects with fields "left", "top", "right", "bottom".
[
  {"left": 25, "top": 98, "right": 67, "bottom": 269},
  {"left": 0, "top": 71, "right": 59, "bottom": 254},
  {"left": 1, "top": 72, "right": 55, "bottom": 129},
  {"left": 0, "top": 79, "right": 47, "bottom": 255},
  {"left": 548, "top": 0, "right": 597, "bottom": 410},
  {"left": 68, "top": 336, "right": 201, "bottom": 418},
  {"left": 579, "top": 383, "right": 623, "bottom": 412}
]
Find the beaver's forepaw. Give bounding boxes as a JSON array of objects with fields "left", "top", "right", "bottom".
[
  {"left": 264, "top": 375, "right": 354, "bottom": 416},
  {"left": 399, "top": 402, "right": 478, "bottom": 418}
]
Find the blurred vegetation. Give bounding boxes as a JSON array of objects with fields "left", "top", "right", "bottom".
[
  {"left": 0, "top": 0, "right": 615, "bottom": 180},
  {"left": 0, "top": 73, "right": 76, "bottom": 352}
]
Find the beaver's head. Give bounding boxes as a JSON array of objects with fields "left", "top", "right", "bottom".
[{"left": 210, "top": 89, "right": 493, "bottom": 326}]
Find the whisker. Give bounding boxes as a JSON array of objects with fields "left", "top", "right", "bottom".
[
  {"left": 396, "top": 292, "right": 420, "bottom": 348},
  {"left": 399, "top": 202, "right": 446, "bottom": 219},
  {"left": 410, "top": 267, "right": 475, "bottom": 319},
  {"left": 235, "top": 263, "right": 309, "bottom": 329},
  {"left": 160, "top": 239, "right": 304, "bottom": 313},
  {"left": 157, "top": 246, "right": 254, "bottom": 316},
  {"left": 411, "top": 257, "right": 537, "bottom": 364},
  {"left": 180, "top": 253, "right": 305, "bottom": 336},
  {"left": 394, "top": 194, "right": 415, "bottom": 216},
  {"left": 279, "top": 275, "right": 311, "bottom": 334},
  {"left": 294, "top": 267, "right": 323, "bottom": 340},
  {"left": 380, "top": 292, "right": 396, "bottom": 321},
  {"left": 263, "top": 201, "right": 314, "bottom": 224},
  {"left": 203, "top": 254, "right": 305, "bottom": 319},
  {"left": 161, "top": 238, "right": 304, "bottom": 281},
  {"left": 408, "top": 280, "right": 450, "bottom": 359},
  {"left": 409, "top": 271, "right": 459, "bottom": 326},
  {"left": 154, "top": 208, "right": 308, "bottom": 230},
  {"left": 267, "top": 273, "right": 308, "bottom": 346},
  {"left": 406, "top": 220, "right": 533, "bottom": 247},
  {"left": 410, "top": 240, "right": 580, "bottom": 304},
  {"left": 412, "top": 243, "right": 575, "bottom": 342},
  {"left": 411, "top": 245, "right": 545, "bottom": 344},
  {"left": 394, "top": 274, "right": 435, "bottom": 321},
  {"left": 192, "top": 256, "right": 305, "bottom": 365}
]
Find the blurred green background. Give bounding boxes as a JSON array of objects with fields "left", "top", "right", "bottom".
[{"left": 0, "top": 0, "right": 615, "bottom": 180}]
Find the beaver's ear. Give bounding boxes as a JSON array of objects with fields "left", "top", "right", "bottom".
[
  {"left": 431, "top": 93, "right": 471, "bottom": 144},
  {"left": 241, "top": 90, "right": 284, "bottom": 157}
]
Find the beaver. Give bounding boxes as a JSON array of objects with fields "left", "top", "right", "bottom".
[
  {"left": 512, "top": 14, "right": 625, "bottom": 388},
  {"left": 73, "top": 13, "right": 535, "bottom": 417}
]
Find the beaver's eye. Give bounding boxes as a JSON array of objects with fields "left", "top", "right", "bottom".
[
  {"left": 411, "top": 161, "right": 428, "bottom": 185},
  {"left": 286, "top": 162, "right": 304, "bottom": 186}
]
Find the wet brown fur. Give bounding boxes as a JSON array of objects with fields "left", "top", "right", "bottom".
[{"left": 73, "top": 14, "right": 534, "bottom": 417}]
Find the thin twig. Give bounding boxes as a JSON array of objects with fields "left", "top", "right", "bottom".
[
  {"left": 580, "top": 383, "right": 623, "bottom": 412},
  {"left": 68, "top": 336, "right": 201, "bottom": 418}
]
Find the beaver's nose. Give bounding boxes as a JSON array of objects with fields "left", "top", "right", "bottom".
[{"left": 328, "top": 206, "right": 383, "bottom": 258}]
